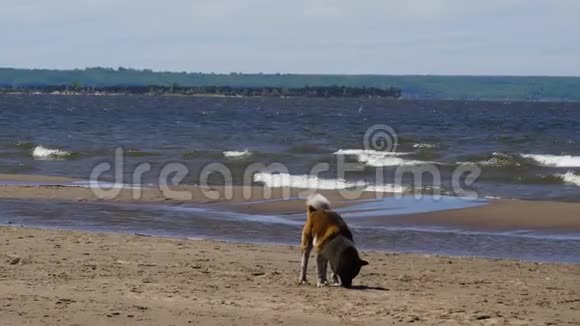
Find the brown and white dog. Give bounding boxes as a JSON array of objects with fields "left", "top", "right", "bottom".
[{"left": 298, "top": 194, "right": 368, "bottom": 288}]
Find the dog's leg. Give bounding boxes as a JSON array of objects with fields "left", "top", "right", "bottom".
[
  {"left": 328, "top": 262, "right": 341, "bottom": 286},
  {"left": 331, "top": 271, "right": 340, "bottom": 286},
  {"left": 315, "top": 254, "right": 329, "bottom": 287},
  {"left": 298, "top": 244, "right": 312, "bottom": 284},
  {"left": 299, "top": 222, "right": 313, "bottom": 284}
]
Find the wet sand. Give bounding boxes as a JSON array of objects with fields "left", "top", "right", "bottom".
[
  {"left": 1, "top": 226, "right": 579, "bottom": 325},
  {"left": 1, "top": 173, "right": 580, "bottom": 233},
  {"left": 0, "top": 173, "right": 383, "bottom": 208},
  {"left": 385, "top": 199, "right": 580, "bottom": 233}
]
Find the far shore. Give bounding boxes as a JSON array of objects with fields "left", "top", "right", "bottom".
[{"left": 0, "top": 83, "right": 403, "bottom": 99}]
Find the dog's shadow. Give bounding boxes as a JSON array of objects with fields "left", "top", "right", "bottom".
[{"left": 349, "top": 285, "right": 389, "bottom": 291}]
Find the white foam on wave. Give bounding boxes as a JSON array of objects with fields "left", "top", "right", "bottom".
[
  {"left": 413, "top": 143, "right": 438, "bottom": 149},
  {"left": 253, "top": 172, "right": 409, "bottom": 193},
  {"left": 223, "top": 149, "right": 252, "bottom": 159},
  {"left": 333, "top": 149, "right": 410, "bottom": 156},
  {"left": 253, "top": 172, "right": 364, "bottom": 189},
  {"left": 32, "top": 145, "right": 72, "bottom": 160},
  {"left": 363, "top": 183, "right": 411, "bottom": 193},
  {"left": 333, "top": 148, "right": 426, "bottom": 167},
  {"left": 521, "top": 154, "right": 580, "bottom": 167},
  {"left": 560, "top": 172, "right": 580, "bottom": 186},
  {"left": 358, "top": 154, "right": 427, "bottom": 167}
]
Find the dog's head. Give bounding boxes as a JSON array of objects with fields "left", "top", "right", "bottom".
[{"left": 335, "top": 247, "right": 369, "bottom": 288}]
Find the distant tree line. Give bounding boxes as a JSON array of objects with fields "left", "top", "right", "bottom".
[
  {"left": 2, "top": 67, "right": 579, "bottom": 101},
  {"left": 0, "top": 84, "right": 402, "bottom": 98}
]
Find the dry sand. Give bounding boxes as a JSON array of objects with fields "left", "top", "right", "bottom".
[{"left": 1, "top": 226, "right": 579, "bottom": 325}]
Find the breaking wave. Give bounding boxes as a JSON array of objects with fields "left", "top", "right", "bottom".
[
  {"left": 32, "top": 146, "right": 73, "bottom": 160},
  {"left": 333, "top": 148, "right": 428, "bottom": 167},
  {"left": 521, "top": 154, "right": 580, "bottom": 168},
  {"left": 333, "top": 149, "right": 410, "bottom": 156},
  {"left": 252, "top": 172, "right": 409, "bottom": 193},
  {"left": 223, "top": 149, "right": 252, "bottom": 159},
  {"left": 560, "top": 172, "right": 580, "bottom": 186},
  {"left": 413, "top": 143, "right": 438, "bottom": 149}
]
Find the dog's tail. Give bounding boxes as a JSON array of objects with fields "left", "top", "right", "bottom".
[{"left": 306, "top": 193, "right": 331, "bottom": 213}]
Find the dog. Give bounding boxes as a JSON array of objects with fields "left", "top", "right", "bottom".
[{"left": 298, "top": 193, "right": 368, "bottom": 288}]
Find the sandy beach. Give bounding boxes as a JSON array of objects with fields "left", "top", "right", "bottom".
[
  {"left": 1, "top": 226, "right": 579, "bottom": 325},
  {"left": 1, "top": 174, "right": 580, "bottom": 325}
]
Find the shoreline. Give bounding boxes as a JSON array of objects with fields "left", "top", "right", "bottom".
[
  {"left": 1, "top": 173, "right": 580, "bottom": 235},
  {"left": 1, "top": 225, "right": 579, "bottom": 325},
  {"left": 1, "top": 173, "right": 580, "bottom": 265}
]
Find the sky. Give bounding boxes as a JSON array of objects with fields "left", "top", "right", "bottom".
[{"left": 1, "top": 0, "right": 580, "bottom": 76}]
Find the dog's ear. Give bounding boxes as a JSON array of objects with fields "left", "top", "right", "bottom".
[{"left": 359, "top": 259, "right": 369, "bottom": 266}]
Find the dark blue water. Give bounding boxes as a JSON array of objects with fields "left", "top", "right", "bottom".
[{"left": 1, "top": 94, "right": 579, "bottom": 200}]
